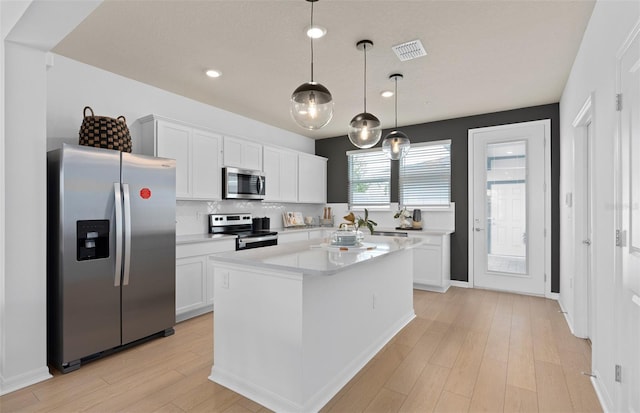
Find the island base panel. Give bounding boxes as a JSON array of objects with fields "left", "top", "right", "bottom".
[{"left": 209, "top": 248, "right": 415, "bottom": 412}]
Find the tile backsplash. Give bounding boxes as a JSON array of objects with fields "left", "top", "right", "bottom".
[
  {"left": 177, "top": 200, "right": 455, "bottom": 235},
  {"left": 176, "top": 200, "right": 326, "bottom": 235}
]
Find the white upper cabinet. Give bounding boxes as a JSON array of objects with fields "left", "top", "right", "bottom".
[
  {"left": 263, "top": 146, "right": 298, "bottom": 203},
  {"left": 191, "top": 129, "right": 222, "bottom": 200},
  {"left": 139, "top": 115, "right": 222, "bottom": 201},
  {"left": 155, "top": 121, "right": 191, "bottom": 198},
  {"left": 298, "top": 153, "right": 327, "bottom": 204},
  {"left": 223, "top": 136, "right": 262, "bottom": 171}
]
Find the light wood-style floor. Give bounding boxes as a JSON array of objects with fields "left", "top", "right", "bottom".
[{"left": 0, "top": 287, "right": 602, "bottom": 413}]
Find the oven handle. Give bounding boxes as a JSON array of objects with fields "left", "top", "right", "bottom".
[{"left": 241, "top": 235, "right": 277, "bottom": 244}]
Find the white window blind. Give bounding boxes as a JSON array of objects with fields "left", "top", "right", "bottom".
[
  {"left": 348, "top": 149, "right": 390, "bottom": 208},
  {"left": 399, "top": 140, "right": 451, "bottom": 207}
]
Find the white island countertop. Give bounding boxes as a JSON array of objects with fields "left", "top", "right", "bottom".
[{"left": 209, "top": 236, "right": 422, "bottom": 276}]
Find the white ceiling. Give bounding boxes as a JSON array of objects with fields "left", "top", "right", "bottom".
[{"left": 52, "top": 0, "right": 595, "bottom": 140}]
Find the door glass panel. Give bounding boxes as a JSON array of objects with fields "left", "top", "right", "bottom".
[{"left": 486, "top": 141, "right": 527, "bottom": 274}]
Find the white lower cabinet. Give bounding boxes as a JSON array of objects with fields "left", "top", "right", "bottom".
[
  {"left": 278, "top": 229, "right": 327, "bottom": 244},
  {"left": 176, "top": 239, "right": 235, "bottom": 322},
  {"left": 176, "top": 256, "right": 207, "bottom": 319},
  {"left": 278, "top": 231, "right": 310, "bottom": 244},
  {"left": 410, "top": 233, "right": 451, "bottom": 293}
]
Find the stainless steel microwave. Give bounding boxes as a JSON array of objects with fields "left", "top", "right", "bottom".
[{"left": 223, "top": 167, "right": 265, "bottom": 200}]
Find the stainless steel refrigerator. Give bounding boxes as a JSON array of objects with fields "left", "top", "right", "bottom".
[{"left": 47, "top": 144, "right": 176, "bottom": 373}]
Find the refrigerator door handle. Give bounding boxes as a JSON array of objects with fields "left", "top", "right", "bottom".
[
  {"left": 123, "top": 183, "right": 132, "bottom": 286},
  {"left": 114, "top": 183, "right": 123, "bottom": 287}
]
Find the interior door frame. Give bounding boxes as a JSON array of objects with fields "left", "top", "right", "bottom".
[
  {"left": 571, "top": 95, "right": 596, "bottom": 339},
  {"left": 468, "top": 119, "right": 553, "bottom": 298}
]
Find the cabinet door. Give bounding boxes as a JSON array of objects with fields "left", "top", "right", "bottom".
[
  {"left": 157, "top": 120, "right": 190, "bottom": 198},
  {"left": 176, "top": 256, "right": 207, "bottom": 316},
  {"left": 298, "top": 154, "right": 327, "bottom": 203},
  {"left": 413, "top": 245, "right": 442, "bottom": 286},
  {"left": 192, "top": 131, "right": 222, "bottom": 200},
  {"left": 206, "top": 257, "right": 215, "bottom": 308},
  {"left": 223, "top": 136, "right": 262, "bottom": 171},
  {"left": 223, "top": 136, "right": 243, "bottom": 168},
  {"left": 243, "top": 141, "right": 263, "bottom": 171},
  {"left": 280, "top": 150, "right": 298, "bottom": 202},
  {"left": 263, "top": 147, "right": 280, "bottom": 201},
  {"left": 278, "top": 231, "right": 309, "bottom": 244}
]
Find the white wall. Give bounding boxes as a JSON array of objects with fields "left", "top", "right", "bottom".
[
  {"left": 559, "top": 1, "right": 640, "bottom": 411},
  {"left": 1, "top": 0, "right": 316, "bottom": 396},
  {"left": 46, "top": 55, "right": 315, "bottom": 154},
  {"left": 1, "top": 0, "right": 105, "bottom": 397}
]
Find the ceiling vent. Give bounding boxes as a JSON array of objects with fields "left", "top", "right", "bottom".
[{"left": 392, "top": 39, "right": 427, "bottom": 62}]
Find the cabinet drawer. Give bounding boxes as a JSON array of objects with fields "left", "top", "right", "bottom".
[
  {"left": 410, "top": 234, "right": 442, "bottom": 245},
  {"left": 177, "top": 240, "right": 236, "bottom": 258}
]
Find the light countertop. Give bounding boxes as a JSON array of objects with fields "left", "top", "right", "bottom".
[
  {"left": 209, "top": 236, "right": 421, "bottom": 276},
  {"left": 176, "top": 233, "right": 236, "bottom": 245},
  {"left": 372, "top": 227, "right": 454, "bottom": 236}
]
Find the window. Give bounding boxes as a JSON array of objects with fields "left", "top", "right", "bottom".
[
  {"left": 347, "top": 149, "right": 390, "bottom": 209},
  {"left": 399, "top": 140, "right": 451, "bottom": 207}
]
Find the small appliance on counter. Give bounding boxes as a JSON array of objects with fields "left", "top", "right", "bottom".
[{"left": 210, "top": 213, "right": 277, "bottom": 250}]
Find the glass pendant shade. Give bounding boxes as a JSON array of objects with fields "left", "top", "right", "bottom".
[
  {"left": 349, "top": 39, "right": 381, "bottom": 149},
  {"left": 290, "top": 0, "right": 333, "bottom": 130},
  {"left": 383, "top": 73, "right": 410, "bottom": 160},
  {"left": 290, "top": 81, "right": 334, "bottom": 130},
  {"left": 348, "top": 112, "right": 382, "bottom": 149},
  {"left": 382, "top": 130, "right": 411, "bottom": 160}
]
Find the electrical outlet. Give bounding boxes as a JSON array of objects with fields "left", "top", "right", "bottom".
[{"left": 222, "top": 272, "right": 229, "bottom": 289}]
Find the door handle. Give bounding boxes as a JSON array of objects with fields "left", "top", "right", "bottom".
[
  {"left": 122, "top": 183, "right": 132, "bottom": 286},
  {"left": 474, "top": 227, "right": 484, "bottom": 232},
  {"left": 114, "top": 183, "right": 122, "bottom": 287},
  {"left": 582, "top": 239, "right": 591, "bottom": 246}
]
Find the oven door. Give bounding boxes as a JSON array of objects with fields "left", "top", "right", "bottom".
[
  {"left": 237, "top": 234, "right": 278, "bottom": 250},
  {"left": 223, "top": 167, "right": 265, "bottom": 200}
]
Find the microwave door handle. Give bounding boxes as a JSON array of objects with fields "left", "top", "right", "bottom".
[
  {"left": 257, "top": 176, "right": 264, "bottom": 195},
  {"left": 114, "top": 183, "right": 122, "bottom": 287}
]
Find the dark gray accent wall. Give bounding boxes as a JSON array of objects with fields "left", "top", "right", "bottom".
[{"left": 315, "top": 103, "right": 560, "bottom": 293}]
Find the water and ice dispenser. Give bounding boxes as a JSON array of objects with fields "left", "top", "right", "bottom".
[{"left": 76, "top": 220, "right": 109, "bottom": 261}]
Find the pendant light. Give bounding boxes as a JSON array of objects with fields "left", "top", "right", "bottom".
[
  {"left": 382, "top": 73, "right": 411, "bottom": 160},
  {"left": 290, "top": 0, "right": 333, "bottom": 130},
  {"left": 348, "top": 40, "right": 382, "bottom": 149}
]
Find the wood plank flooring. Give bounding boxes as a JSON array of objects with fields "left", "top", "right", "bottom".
[{"left": 0, "top": 287, "right": 602, "bottom": 413}]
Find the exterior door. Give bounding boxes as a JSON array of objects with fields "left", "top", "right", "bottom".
[
  {"left": 120, "top": 152, "right": 176, "bottom": 344},
  {"left": 618, "top": 27, "right": 640, "bottom": 413},
  {"left": 469, "top": 120, "right": 549, "bottom": 295}
]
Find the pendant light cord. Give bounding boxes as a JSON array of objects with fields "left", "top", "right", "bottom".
[
  {"left": 363, "top": 43, "right": 367, "bottom": 112},
  {"left": 310, "top": 1, "right": 314, "bottom": 82},
  {"left": 394, "top": 76, "right": 398, "bottom": 129}
]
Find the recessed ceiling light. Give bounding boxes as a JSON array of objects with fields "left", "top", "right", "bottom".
[
  {"left": 205, "top": 69, "right": 221, "bottom": 78},
  {"left": 381, "top": 90, "right": 394, "bottom": 98},
  {"left": 306, "top": 25, "right": 327, "bottom": 39}
]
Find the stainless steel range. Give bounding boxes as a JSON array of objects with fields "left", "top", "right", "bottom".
[{"left": 209, "top": 213, "right": 278, "bottom": 250}]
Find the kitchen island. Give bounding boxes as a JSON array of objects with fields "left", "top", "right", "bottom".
[{"left": 208, "top": 236, "right": 420, "bottom": 412}]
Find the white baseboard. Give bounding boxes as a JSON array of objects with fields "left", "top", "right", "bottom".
[
  {"left": 0, "top": 366, "right": 51, "bottom": 396},
  {"left": 591, "top": 373, "right": 615, "bottom": 413},
  {"left": 450, "top": 280, "right": 469, "bottom": 288},
  {"left": 557, "top": 299, "right": 577, "bottom": 336}
]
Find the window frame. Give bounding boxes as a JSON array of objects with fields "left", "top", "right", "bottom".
[
  {"left": 346, "top": 147, "right": 391, "bottom": 210},
  {"left": 399, "top": 139, "right": 452, "bottom": 209}
]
